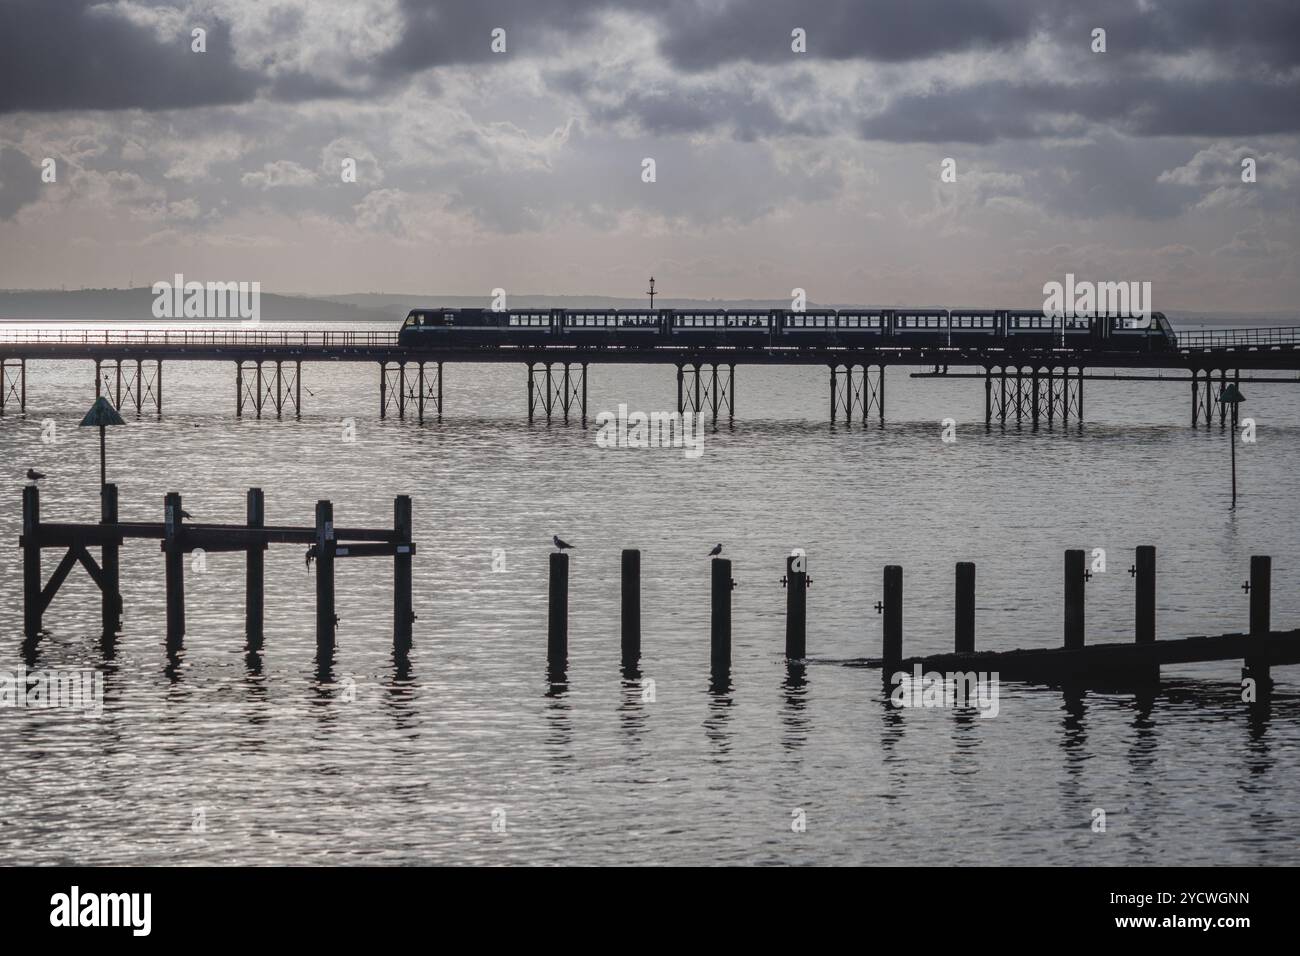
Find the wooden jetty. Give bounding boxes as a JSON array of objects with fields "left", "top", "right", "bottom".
[
  {"left": 19, "top": 485, "right": 416, "bottom": 656},
  {"left": 545, "top": 546, "right": 1293, "bottom": 694}
]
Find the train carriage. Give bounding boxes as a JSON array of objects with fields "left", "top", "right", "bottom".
[
  {"left": 948, "top": 309, "right": 1003, "bottom": 347},
  {"left": 779, "top": 309, "right": 840, "bottom": 347},
  {"left": 889, "top": 309, "right": 949, "bottom": 347},
  {"left": 671, "top": 309, "right": 773, "bottom": 348},
  {"left": 560, "top": 309, "right": 663, "bottom": 347}
]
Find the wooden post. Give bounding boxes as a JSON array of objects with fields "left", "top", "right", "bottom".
[
  {"left": 164, "top": 492, "right": 185, "bottom": 649},
  {"left": 314, "top": 500, "right": 336, "bottom": 655},
  {"left": 621, "top": 548, "right": 640, "bottom": 670},
  {"left": 710, "top": 557, "right": 732, "bottom": 675},
  {"left": 882, "top": 565, "right": 902, "bottom": 676},
  {"left": 246, "top": 488, "right": 264, "bottom": 652},
  {"left": 548, "top": 551, "right": 568, "bottom": 678},
  {"left": 955, "top": 561, "right": 975, "bottom": 653},
  {"left": 1134, "top": 546, "right": 1155, "bottom": 644},
  {"left": 101, "top": 483, "right": 121, "bottom": 637},
  {"left": 1244, "top": 555, "right": 1272, "bottom": 691},
  {"left": 784, "top": 554, "right": 807, "bottom": 660},
  {"left": 1064, "top": 549, "right": 1085, "bottom": 650},
  {"left": 22, "top": 485, "right": 41, "bottom": 639},
  {"left": 394, "top": 495, "right": 413, "bottom": 654}
]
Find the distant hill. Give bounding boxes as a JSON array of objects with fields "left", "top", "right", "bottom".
[{"left": 0, "top": 288, "right": 1295, "bottom": 329}]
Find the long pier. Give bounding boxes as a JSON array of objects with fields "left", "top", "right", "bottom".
[{"left": 2, "top": 325, "right": 1300, "bottom": 425}]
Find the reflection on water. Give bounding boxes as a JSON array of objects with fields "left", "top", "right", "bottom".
[{"left": 1, "top": 357, "right": 1298, "bottom": 863}]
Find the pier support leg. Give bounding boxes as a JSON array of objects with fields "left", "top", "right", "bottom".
[
  {"left": 984, "top": 369, "right": 992, "bottom": 428},
  {"left": 711, "top": 557, "right": 733, "bottom": 682},
  {"left": 1244, "top": 555, "right": 1272, "bottom": 695},
  {"left": 164, "top": 492, "right": 186, "bottom": 650},
  {"left": 621, "top": 548, "right": 640, "bottom": 673},
  {"left": 314, "top": 500, "right": 336, "bottom": 658},
  {"left": 1064, "top": 549, "right": 1085, "bottom": 650},
  {"left": 101, "top": 484, "right": 121, "bottom": 639},
  {"left": 528, "top": 363, "right": 536, "bottom": 421},
  {"left": 548, "top": 551, "right": 568, "bottom": 681},
  {"left": 22, "top": 485, "right": 41, "bottom": 639},
  {"left": 784, "top": 554, "right": 808, "bottom": 660},
  {"left": 394, "top": 495, "right": 414, "bottom": 655},
  {"left": 246, "top": 488, "right": 264, "bottom": 653},
  {"left": 1, "top": 359, "right": 28, "bottom": 414},
  {"left": 955, "top": 561, "right": 975, "bottom": 653},
  {"left": 236, "top": 362, "right": 244, "bottom": 417}
]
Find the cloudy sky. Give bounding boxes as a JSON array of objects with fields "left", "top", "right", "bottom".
[{"left": 1, "top": 0, "right": 1298, "bottom": 309}]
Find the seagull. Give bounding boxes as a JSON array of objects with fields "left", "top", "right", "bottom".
[
  {"left": 181, "top": 509, "right": 193, "bottom": 520},
  {"left": 708, "top": 543, "right": 723, "bottom": 557},
  {"left": 553, "top": 535, "right": 574, "bottom": 551},
  {"left": 26, "top": 469, "right": 45, "bottom": 482}
]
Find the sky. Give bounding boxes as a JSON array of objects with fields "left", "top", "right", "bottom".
[{"left": 1, "top": 0, "right": 1298, "bottom": 310}]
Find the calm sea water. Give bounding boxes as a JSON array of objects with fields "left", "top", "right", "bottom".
[{"left": 1, "top": 326, "right": 1298, "bottom": 865}]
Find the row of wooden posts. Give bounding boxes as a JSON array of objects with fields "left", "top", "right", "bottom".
[
  {"left": 20, "top": 485, "right": 416, "bottom": 658},
  {"left": 547, "top": 548, "right": 1280, "bottom": 690}
]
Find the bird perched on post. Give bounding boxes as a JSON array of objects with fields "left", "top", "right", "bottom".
[
  {"left": 26, "top": 469, "right": 45, "bottom": 482},
  {"left": 181, "top": 509, "right": 193, "bottom": 520},
  {"left": 553, "top": 535, "right": 574, "bottom": 552},
  {"left": 708, "top": 543, "right": 723, "bottom": 557}
]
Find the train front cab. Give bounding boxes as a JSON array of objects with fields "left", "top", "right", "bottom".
[{"left": 1098, "top": 310, "right": 1176, "bottom": 351}]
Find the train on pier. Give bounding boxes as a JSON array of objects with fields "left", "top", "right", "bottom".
[{"left": 398, "top": 307, "right": 1177, "bottom": 352}]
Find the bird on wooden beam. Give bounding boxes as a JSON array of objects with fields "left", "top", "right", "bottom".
[
  {"left": 553, "top": 535, "right": 574, "bottom": 552},
  {"left": 26, "top": 469, "right": 45, "bottom": 482},
  {"left": 708, "top": 543, "right": 723, "bottom": 557}
]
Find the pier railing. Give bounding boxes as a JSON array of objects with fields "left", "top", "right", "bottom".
[
  {"left": 1177, "top": 327, "right": 1300, "bottom": 350},
  {"left": 0, "top": 328, "right": 400, "bottom": 347}
]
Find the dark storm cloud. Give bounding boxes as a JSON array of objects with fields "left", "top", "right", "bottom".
[
  {"left": 653, "top": 0, "right": 1038, "bottom": 70},
  {"left": 0, "top": 148, "right": 42, "bottom": 219},
  {"left": 375, "top": 0, "right": 624, "bottom": 76},
  {"left": 859, "top": 76, "right": 1300, "bottom": 143},
  {"left": 0, "top": 0, "right": 261, "bottom": 114}
]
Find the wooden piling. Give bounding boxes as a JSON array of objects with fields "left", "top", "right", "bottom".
[
  {"left": 1244, "top": 555, "right": 1272, "bottom": 690},
  {"left": 245, "top": 488, "right": 264, "bottom": 652},
  {"left": 785, "top": 554, "right": 807, "bottom": 660},
  {"left": 101, "top": 483, "right": 121, "bottom": 637},
  {"left": 955, "top": 561, "right": 975, "bottom": 653},
  {"left": 314, "top": 500, "right": 336, "bottom": 655},
  {"left": 621, "top": 548, "right": 640, "bottom": 669},
  {"left": 548, "top": 551, "right": 568, "bottom": 677},
  {"left": 1134, "top": 546, "right": 1155, "bottom": 644},
  {"left": 163, "top": 492, "right": 185, "bottom": 648},
  {"left": 1064, "top": 549, "right": 1085, "bottom": 650},
  {"left": 22, "top": 485, "right": 41, "bottom": 639},
  {"left": 710, "top": 557, "right": 732, "bottom": 674},
  {"left": 882, "top": 565, "right": 902, "bottom": 676},
  {"left": 394, "top": 495, "right": 413, "bottom": 654}
]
